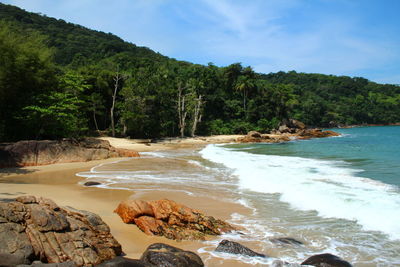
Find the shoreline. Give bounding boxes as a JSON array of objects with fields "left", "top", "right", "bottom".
[{"left": 0, "top": 144, "right": 254, "bottom": 266}]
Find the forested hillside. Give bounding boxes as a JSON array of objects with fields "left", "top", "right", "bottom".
[{"left": 1, "top": 3, "right": 399, "bottom": 141}]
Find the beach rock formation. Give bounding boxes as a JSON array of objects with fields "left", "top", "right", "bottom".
[
  {"left": 0, "top": 196, "right": 122, "bottom": 266},
  {"left": 297, "top": 129, "right": 340, "bottom": 139},
  {"left": 237, "top": 131, "right": 290, "bottom": 143},
  {"left": 215, "top": 240, "right": 266, "bottom": 258},
  {"left": 270, "top": 237, "right": 304, "bottom": 246},
  {"left": 301, "top": 253, "right": 352, "bottom": 267},
  {"left": 140, "top": 243, "right": 204, "bottom": 267},
  {"left": 0, "top": 138, "right": 139, "bottom": 168},
  {"left": 114, "top": 199, "right": 236, "bottom": 241}
]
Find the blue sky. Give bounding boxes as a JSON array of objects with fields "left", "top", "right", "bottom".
[{"left": 3, "top": 0, "right": 400, "bottom": 84}]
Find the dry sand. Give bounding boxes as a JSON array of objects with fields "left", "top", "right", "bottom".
[
  {"left": 99, "top": 135, "right": 243, "bottom": 152},
  {"left": 0, "top": 137, "right": 254, "bottom": 266}
]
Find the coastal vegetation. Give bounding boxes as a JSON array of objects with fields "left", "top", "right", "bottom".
[{"left": 1, "top": 3, "right": 399, "bottom": 142}]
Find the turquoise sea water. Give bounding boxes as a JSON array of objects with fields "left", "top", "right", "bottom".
[{"left": 227, "top": 126, "right": 400, "bottom": 188}]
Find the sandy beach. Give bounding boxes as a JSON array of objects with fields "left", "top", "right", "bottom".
[{"left": 0, "top": 136, "right": 254, "bottom": 266}]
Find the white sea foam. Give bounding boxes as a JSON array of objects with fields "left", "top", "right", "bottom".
[{"left": 200, "top": 144, "right": 400, "bottom": 240}]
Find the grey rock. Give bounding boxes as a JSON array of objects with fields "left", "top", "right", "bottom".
[
  {"left": 301, "top": 253, "right": 352, "bottom": 267},
  {"left": 0, "top": 196, "right": 122, "bottom": 266},
  {"left": 270, "top": 237, "right": 304, "bottom": 246},
  {"left": 140, "top": 243, "right": 204, "bottom": 267},
  {"left": 215, "top": 239, "right": 266, "bottom": 258},
  {"left": 96, "top": 257, "right": 148, "bottom": 267}
]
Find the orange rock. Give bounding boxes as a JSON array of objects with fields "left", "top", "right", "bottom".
[
  {"left": 133, "top": 216, "right": 163, "bottom": 235},
  {"left": 114, "top": 200, "right": 154, "bottom": 223},
  {"left": 115, "top": 199, "right": 236, "bottom": 240}
]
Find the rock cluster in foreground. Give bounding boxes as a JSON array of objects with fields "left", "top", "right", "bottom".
[
  {"left": 0, "top": 196, "right": 122, "bottom": 266},
  {"left": 114, "top": 199, "right": 236, "bottom": 240},
  {"left": 0, "top": 138, "right": 139, "bottom": 168}
]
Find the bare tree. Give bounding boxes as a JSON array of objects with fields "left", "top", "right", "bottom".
[
  {"left": 177, "top": 85, "right": 188, "bottom": 138},
  {"left": 190, "top": 94, "right": 203, "bottom": 137},
  {"left": 110, "top": 67, "right": 122, "bottom": 137}
]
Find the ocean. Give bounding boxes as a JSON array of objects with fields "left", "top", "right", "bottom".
[{"left": 77, "top": 126, "right": 400, "bottom": 266}]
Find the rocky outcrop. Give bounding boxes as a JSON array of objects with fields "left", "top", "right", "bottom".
[
  {"left": 301, "top": 253, "right": 352, "bottom": 267},
  {"left": 0, "top": 138, "right": 139, "bottom": 168},
  {"left": 297, "top": 129, "right": 340, "bottom": 139},
  {"left": 140, "top": 243, "right": 204, "bottom": 267},
  {"left": 237, "top": 119, "right": 339, "bottom": 144},
  {"left": 0, "top": 196, "right": 122, "bottom": 266},
  {"left": 214, "top": 240, "right": 266, "bottom": 258},
  {"left": 237, "top": 132, "right": 291, "bottom": 143},
  {"left": 114, "top": 199, "right": 236, "bottom": 241}
]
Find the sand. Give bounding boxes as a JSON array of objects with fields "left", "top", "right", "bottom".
[{"left": 0, "top": 136, "right": 254, "bottom": 266}]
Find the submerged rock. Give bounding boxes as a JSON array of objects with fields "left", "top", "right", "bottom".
[
  {"left": 0, "top": 196, "right": 122, "bottom": 266},
  {"left": 114, "top": 199, "right": 236, "bottom": 240},
  {"left": 0, "top": 138, "right": 139, "bottom": 168},
  {"left": 301, "top": 253, "right": 352, "bottom": 267},
  {"left": 215, "top": 240, "right": 266, "bottom": 258},
  {"left": 140, "top": 243, "right": 204, "bottom": 267},
  {"left": 83, "top": 181, "right": 102, "bottom": 186},
  {"left": 270, "top": 237, "right": 304, "bottom": 246}
]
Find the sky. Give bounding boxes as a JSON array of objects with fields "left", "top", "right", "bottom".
[{"left": 2, "top": 0, "right": 400, "bottom": 84}]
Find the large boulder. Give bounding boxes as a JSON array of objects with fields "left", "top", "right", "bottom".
[
  {"left": 140, "top": 243, "right": 204, "bottom": 267},
  {"left": 0, "top": 196, "right": 122, "bottom": 266},
  {"left": 0, "top": 138, "right": 139, "bottom": 168},
  {"left": 214, "top": 240, "right": 266, "bottom": 258},
  {"left": 301, "top": 253, "right": 352, "bottom": 267},
  {"left": 114, "top": 199, "right": 236, "bottom": 241}
]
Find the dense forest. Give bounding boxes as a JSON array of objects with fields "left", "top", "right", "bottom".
[{"left": 1, "top": 3, "right": 399, "bottom": 142}]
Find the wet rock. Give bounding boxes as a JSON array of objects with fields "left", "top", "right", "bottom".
[
  {"left": 215, "top": 240, "right": 266, "bottom": 258},
  {"left": 0, "top": 196, "right": 122, "bottom": 266},
  {"left": 140, "top": 243, "right": 203, "bottom": 267},
  {"left": 271, "top": 260, "right": 301, "bottom": 267},
  {"left": 83, "top": 181, "right": 102, "bottom": 186},
  {"left": 270, "top": 237, "right": 304, "bottom": 246},
  {"left": 301, "top": 253, "right": 352, "bottom": 267},
  {"left": 0, "top": 138, "right": 139, "bottom": 168},
  {"left": 115, "top": 199, "right": 236, "bottom": 241},
  {"left": 96, "top": 257, "right": 148, "bottom": 267}
]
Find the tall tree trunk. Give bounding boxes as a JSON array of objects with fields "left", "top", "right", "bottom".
[
  {"left": 190, "top": 95, "right": 203, "bottom": 137},
  {"left": 177, "top": 86, "right": 187, "bottom": 138},
  {"left": 110, "top": 68, "right": 121, "bottom": 137},
  {"left": 93, "top": 104, "right": 99, "bottom": 132}
]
